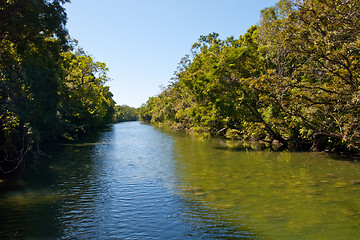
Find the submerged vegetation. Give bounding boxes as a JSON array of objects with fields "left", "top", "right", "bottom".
[
  {"left": 140, "top": 0, "right": 360, "bottom": 154},
  {"left": 1, "top": 0, "right": 359, "bottom": 176}
]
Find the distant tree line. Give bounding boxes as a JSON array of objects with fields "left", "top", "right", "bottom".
[
  {"left": 114, "top": 105, "right": 138, "bottom": 122},
  {"left": 140, "top": 0, "right": 360, "bottom": 153},
  {"left": 0, "top": 0, "right": 117, "bottom": 175}
]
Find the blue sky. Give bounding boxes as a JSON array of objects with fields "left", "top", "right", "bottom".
[{"left": 65, "top": 0, "right": 278, "bottom": 108}]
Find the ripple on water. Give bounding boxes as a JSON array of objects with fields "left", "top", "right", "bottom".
[{"left": 5, "top": 122, "right": 360, "bottom": 239}]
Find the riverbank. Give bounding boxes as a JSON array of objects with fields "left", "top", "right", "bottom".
[
  {"left": 142, "top": 121, "right": 360, "bottom": 160},
  {"left": 138, "top": 0, "right": 360, "bottom": 156},
  {"left": 2, "top": 122, "right": 360, "bottom": 239}
]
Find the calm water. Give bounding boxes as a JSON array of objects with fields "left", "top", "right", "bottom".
[{"left": 1, "top": 121, "right": 360, "bottom": 239}]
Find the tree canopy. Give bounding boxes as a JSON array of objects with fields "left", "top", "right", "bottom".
[
  {"left": 0, "top": 0, "right": 116, "bottom": 175},
  {"left": 140, "top": 0, "right": 360, "bottom": 153},
  {"left": 114, "top": 105, "right": 138, "bottom": 122}
]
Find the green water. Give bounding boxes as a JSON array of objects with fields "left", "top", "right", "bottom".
[
  {"left": 172, "top": 134, "right": 360, "bottom": 239},
  {"left": 0, "top": 122, "right": 359, "bottom": 239}
]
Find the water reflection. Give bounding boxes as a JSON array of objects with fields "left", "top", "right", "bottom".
[
  {"left": 1, "top": 122, "right": 359, "bottom": 239},
  {"left": 0, "top": 122, "right": 257, "bottom": 239},
  {"left": 171, "top": 133, "right": 360, "bottom": 239}
]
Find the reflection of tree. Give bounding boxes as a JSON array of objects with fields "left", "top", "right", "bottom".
[{"left": 172, "top": 133, "right": 360, "bottom": 239}]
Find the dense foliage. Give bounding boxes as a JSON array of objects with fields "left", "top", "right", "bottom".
[
  {"left": 58, "top": 46, "right": 115, "bottom": 139},
  {"left": 140, "top": 0, "right": 360, "bottom": 153},
  {"left": 0, "top": 0, "right": 115, "bottom": 175},
  {"left": 114, "top": 105, "right": 138, "bottom": 122}
]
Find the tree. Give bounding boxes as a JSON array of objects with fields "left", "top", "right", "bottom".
[
  {"left": 58, "top": 47, "right": 115, "bottom": 139},
  {"left": 284, "top": 0, "right": 360, "bottom": 150},
  {"left": 114, "top": 105, "right": 138, "bottom": 122},
  {"left": 258, "top": 0, "right": 360, "bottom": 150},
  {"left": 0, "top": 0, "right": 70, "bottom": 174},
  {"left": 141, "top": 0, "right": 360, "bottom": 153}
]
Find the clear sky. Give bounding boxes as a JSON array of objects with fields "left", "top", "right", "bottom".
[{"left": 65, "top": 0, "right": 279, "bottom": 108}]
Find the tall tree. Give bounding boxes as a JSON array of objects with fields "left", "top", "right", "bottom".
[
  {"left": 284, "top": 0, "right": 360, "bottom": 150},
  {"left": 0, "top": 0, "right": 70, "bottom": 174},
  {"left": 141, "top": 0, "right": 360, "bottom": 152},
  {"left": 258, "top": 0, "right": 360, "bottom": 150},
  {"left": 58, "top": 47, "right": 115, "bottom": 139}
]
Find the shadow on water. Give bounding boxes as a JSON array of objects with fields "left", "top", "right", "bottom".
[
  {"left": 168, "top": 126, "right": 360, "bottom": 240},
  {"left": 0, "top": 122, "right": 264, "bottom": 239},
  {"left": 0, "top": 125, "right": 112, "bottom": 238},
  {"left": 1, "top": 122, "right": 360, "bottom": 239}
]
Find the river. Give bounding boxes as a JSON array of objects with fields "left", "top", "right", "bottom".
[{"left": 0, "top": 121, "right": 360, "bottom": 239}]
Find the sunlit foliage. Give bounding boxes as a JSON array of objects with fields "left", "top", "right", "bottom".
[
  {"left": 0, "top": 1, "right": 115, "bottom": 175},
  {"left": 114, "top": 105, "right": 138, "bottom": 122},
  {"left": 140, "top": 0, "right": 360, "bottom": 153}
]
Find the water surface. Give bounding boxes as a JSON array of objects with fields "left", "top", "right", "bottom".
[{"left": 0, "top": 122, "right": 359, "bottom": 239}]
